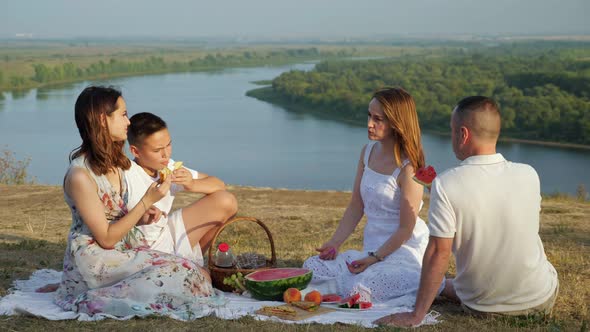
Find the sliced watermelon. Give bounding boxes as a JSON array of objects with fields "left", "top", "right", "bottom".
[
  {"left": 321, "top": 294, "right": 342, "bottom": 303},
  {"left": 358, "top": 301, "right": 372, "bottom": 309},
  {"left": 413, "top": 165, "right": 437, "bottom": 187},
  {"left": 338, "top": 297, "right": 351, "bottom": 308},
  {"left": 244, "top": 268, "right": 312, "bottom": 301}
]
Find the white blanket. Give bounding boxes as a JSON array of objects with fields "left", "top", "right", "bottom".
[{"left": 0, "top": 269, "right": 440, "bottom": 327}]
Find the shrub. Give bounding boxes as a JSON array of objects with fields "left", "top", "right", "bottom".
[{"left": 0, "top": 149, "right": 32, "bottom": 184}]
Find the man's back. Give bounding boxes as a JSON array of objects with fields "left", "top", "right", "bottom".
[{"left": 428, "top": 153, "right": 558, "bottom": 313}]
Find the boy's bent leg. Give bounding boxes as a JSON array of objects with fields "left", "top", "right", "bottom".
[{"left": 181, "top": 190, "right": 238, "bottom": 253}]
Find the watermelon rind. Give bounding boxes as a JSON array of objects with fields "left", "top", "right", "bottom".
[
  {"left": 412, "top": 176, "right": 432, "bottom": 188},
  {"left": 244, "top": 268, "right": 312, "bottom": 301}
]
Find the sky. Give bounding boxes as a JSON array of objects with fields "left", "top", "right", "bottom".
[{"left": 1, "top": 0, "right": 589, "bottom": 39}]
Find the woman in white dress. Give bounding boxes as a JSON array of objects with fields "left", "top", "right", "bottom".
[{"left": 303, "top": 87, "right": 430, "bottom": 303}]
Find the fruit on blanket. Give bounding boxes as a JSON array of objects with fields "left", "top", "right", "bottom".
[
  {"left": 337, "top": 295, "right": 374, "bottom": 310},
  {"left": 358, "top": 301, "right": 372, "bottom": 309},
  {"left": 321, "top": 293, "right": 342, "bottom": 303},
  {"left": 244, "top": 268, "right": 312, "bottom": 301},
  {"left": 283, "top": 287, "right": 302, "bottom": 303},
  {"left": 222, "top": 272, "right": 246, "bottom": 293},
  {"left": 303, "top": 290, "right": 322, "bottom": 305},
  {"left": 413, "top": 165, "right": 437, "bottom": 187}
]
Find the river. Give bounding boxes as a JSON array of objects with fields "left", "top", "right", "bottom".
[{"left": 0, "top": 63, "right": 588, "bottom": 196}]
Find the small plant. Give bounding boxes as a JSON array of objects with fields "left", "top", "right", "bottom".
[
  {"left": 577, "top": 184, "right": 588, "bottom": 202},
  {"left": 0, "top": 148, "right": 32, "bottom": 184}
]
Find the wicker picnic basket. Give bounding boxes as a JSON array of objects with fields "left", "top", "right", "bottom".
[{"left": 207, "top": 216, "right": 277, "bottom": 292}]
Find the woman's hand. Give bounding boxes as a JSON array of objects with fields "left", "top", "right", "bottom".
[
  {"left": 143, "top": 175, "right": 171, "bottom": 206},
  {"left": 346, "top": 256, "right": 378, "bottom": 274},
  {"left": 316, "top": 242, "right": 339, "bottom": 260},
  {"left": 137, "top": 206, "right": 166, "bottom": 226}
]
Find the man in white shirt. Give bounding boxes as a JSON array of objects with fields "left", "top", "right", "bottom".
[
  {"left": 376, "top": 96, "right": 558, "bottom": 326},
  {"left": 126, "top": 112, "right": 238, "bottom": 266}
]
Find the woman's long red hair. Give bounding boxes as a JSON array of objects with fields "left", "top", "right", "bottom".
[{"left": 372, "top": 87, "right": 425, "bottom": 171}]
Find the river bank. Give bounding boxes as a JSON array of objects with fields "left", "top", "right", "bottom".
[
  {"left": 247, "top": 86, "right": 590, "bottom": 151},
  {"left": 0, "top": 184, "right": 588, "bottom": 331}
]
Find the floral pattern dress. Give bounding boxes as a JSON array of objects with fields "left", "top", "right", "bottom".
[{"left": 54, "top": 156, "right": 219, "bottom": 319}]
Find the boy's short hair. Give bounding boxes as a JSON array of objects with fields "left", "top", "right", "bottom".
[{"left": 128, "top": 112, "right": 168, "bottom": 146}]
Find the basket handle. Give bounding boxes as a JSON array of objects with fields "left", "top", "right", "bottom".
[{"left": 207, "top": 216, "right": 277, "bottom": 269}]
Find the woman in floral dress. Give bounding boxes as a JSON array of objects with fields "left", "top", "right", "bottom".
[{"left": 54, "top": 86, "right": 217, "bottom": 318}]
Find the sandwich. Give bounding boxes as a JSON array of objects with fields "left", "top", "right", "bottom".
[
  {"left": 259, "top": 305, "right": 297, "bottom": 317},
  {"left": 158, "top": 161, "right": 184, "bottom": 184},
  {"left": 290, "top": 301, "right": 319, "bottom": 312}
]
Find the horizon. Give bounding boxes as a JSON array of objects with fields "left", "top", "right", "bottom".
[{"left": 2, "top": 0, "right": 589, "bottom": 40}]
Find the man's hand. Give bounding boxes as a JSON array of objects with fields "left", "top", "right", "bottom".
[{"left": 373, "top": 311, "right": 423, "bottom": 327}]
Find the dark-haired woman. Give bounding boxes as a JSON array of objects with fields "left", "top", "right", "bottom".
[{"left": 54, "top": 86, "right": 218, "bottom": 318}]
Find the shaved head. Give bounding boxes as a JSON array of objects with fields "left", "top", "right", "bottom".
[{"left": 453, "top": 96, "right": 501, "bottom": 143}]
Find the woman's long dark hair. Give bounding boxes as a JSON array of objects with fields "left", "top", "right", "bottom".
[{"left": 69, "top": 86, "right": 131, "bottom": 175}]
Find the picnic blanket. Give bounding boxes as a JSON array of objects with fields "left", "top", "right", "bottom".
[{"left": 0, "top": 269, "right": 440, "bottom": 327}]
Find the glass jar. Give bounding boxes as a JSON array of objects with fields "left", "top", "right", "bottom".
[{"left": 214, "top": 242, "right": 236, "bottom": 268}]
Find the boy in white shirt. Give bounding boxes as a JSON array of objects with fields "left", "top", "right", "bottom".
[{"left": 126, "top": 112, "right": 238, "bottom": 266}]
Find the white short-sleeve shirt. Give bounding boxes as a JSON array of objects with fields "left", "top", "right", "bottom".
[
  {"left": 125, "top": 159, "right": 198, "bottom": 243},
  {"left": 428, "top": 153, "right": 558, "bottom": 313}
]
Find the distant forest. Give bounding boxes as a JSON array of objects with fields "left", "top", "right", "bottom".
[
  {"left": 248, "top": 44, "right": 590, "bottom": 145},
  {"left": 0, "top": 47, "right": 354, "bottom": 92}
]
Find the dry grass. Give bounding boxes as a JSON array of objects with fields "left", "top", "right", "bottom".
[{"left": 0, "top": 184, "right": 588, "bottom": 331}]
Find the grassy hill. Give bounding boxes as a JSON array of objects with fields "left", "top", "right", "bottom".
[{"left": 0, "top": 184, "right": 588, "bottom": 331}]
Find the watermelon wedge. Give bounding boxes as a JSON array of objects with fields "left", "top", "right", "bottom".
[
  {"left": 413, "top": 165, "right": 437, "bottom": 188},
  {"left": 338, "top": 293, "right": 373, "bottom": 309},
  {"left": 321, "top": 294, "right": 342, "bottom": 303},
  {"left": 339, "top": 293, "right": 361, "bottom": 308},
  {"left": 244, "top": 268, "right": 312, "bottom": 301}
]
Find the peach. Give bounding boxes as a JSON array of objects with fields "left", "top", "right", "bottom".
[
  {"left": 283, "top": 287, "right": 301, "bottom": 303},
  {"left": 304, "top": 290, "right": 322, "bottom": 305}
]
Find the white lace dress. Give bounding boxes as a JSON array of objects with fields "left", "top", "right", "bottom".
[{"left": 303, "top": 142, "right": 429, "bottom": 303}]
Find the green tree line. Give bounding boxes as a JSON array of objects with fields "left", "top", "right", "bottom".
[
  {"left": 0, "top": 47, "right": 354, "bottom": 91},
  {"left": 253, "top": 48, "right": 590, "bottom": 145}
]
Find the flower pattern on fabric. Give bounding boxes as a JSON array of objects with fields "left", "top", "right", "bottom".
[{"left": 55, "top": 156, "right": 220, "bottom": 319}]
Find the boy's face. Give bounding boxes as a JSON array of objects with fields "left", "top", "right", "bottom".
[{"left": 130, "top": 128, "right": 172, "bottom": 174}]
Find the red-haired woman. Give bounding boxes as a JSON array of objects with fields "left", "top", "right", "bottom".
[{"left": 304, "top": 88, "right": 435, "bottom": 304}]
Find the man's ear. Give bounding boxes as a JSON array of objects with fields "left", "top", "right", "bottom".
[
  {"left": 460, "top": 126, "right": 470, "bottom": 145},
  {"left": 129, "top": 144, "right": 140, "bottom": 159}
]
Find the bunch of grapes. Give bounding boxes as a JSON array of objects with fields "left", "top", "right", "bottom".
[{"left": 223, "top": 272, "right": 247, "bottom": 293}]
